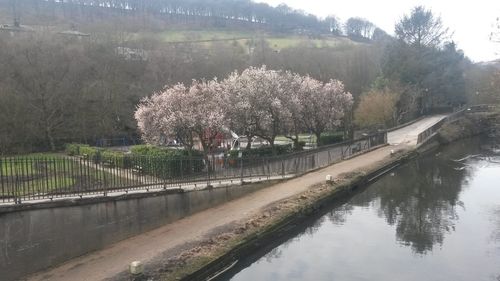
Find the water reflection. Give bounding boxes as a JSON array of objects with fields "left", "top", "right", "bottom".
[
  {"left": 222, "top": 138, "right": 500, "bottom": 281},
  {"left": 351, "top": 145, "right": 470, "bottom": 254}
]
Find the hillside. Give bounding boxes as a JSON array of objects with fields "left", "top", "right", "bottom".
[
  {"left": 0, "top": 0, "right": 365, "bottom": 50},
  {"left": 135, "top": 28, "right": 357, "bottom": 50}
]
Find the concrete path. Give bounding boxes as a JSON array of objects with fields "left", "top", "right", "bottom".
[
  {"left": 388, "top": 115, "right": 446, "bottom": 146},
  {"left": 26, "top": 116, "right": 445, "bottom": 281}
]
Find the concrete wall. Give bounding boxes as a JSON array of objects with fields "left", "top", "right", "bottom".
[{"left": 0, "top": 183, "right": 269, "bottom": 281}]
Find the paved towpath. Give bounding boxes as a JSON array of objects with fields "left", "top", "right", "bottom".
[
  {"left": 26, "top": 116, "right": 445, "bottom": 281},
  {"left": 387, "top": 115, "right": 446, "bottom": 146}
]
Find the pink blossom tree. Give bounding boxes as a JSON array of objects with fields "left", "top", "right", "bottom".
[
  {"left": 222, "top": 66, "right": 292, "bottom": 150},
  {"left": 136, "top": 66, "right": 353, "bottom": 156},
  {"left": 135, "top": 79, "right": 225, "bottom": 156},
  {"left": 222, "top": 70, "right": 259, "bottom": 150},
  {"left": 297, "top": 78, "right": 353, "bottom": 146},
  {"left": 278, "top": 72, "right": 306, "bottom": 149}
]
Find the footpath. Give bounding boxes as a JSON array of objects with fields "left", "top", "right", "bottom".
[{"left": 26, "top": 116, "right": 444, "bottom": 281}]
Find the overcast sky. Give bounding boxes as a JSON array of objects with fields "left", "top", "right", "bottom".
[{"left": 256, "top": 0, "right": 500, "bottom": 62}]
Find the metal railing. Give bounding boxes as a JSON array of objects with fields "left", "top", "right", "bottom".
[
  {"left": 0, "top": 132, "right": 387, "bottom": 204},
  {"left": 416, "top": 105, "right": 480, "bottom": 144},
  {"left": 416, "top": 118, "right": 447, "bottom": 144}
]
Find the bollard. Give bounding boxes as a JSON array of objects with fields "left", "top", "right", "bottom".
[
  {"left": 326, "top": 175, "right": 334, "bottom": 184},
  {"left": 129, "top": 261, "right": 143, "bottom": 275}
]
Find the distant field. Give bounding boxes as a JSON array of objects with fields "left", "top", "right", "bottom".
[{"left": 136, "top": 29, "right": 354, "bottom": 50}]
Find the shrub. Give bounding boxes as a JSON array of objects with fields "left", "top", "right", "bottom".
[
  {"left": 129, "top": 145, "right": 204, "bottom": 179},
  {"left": 78, "top": 146, "right": 101, "bottom": 161},
  {"left": 228, "top": 144, "right": 293, "bottom": 159},
  {"left": 64, "top": 144, "right": 205, "bottom": 179},
  {"left": 65, "top": 143, "right": 82, "bottom": 156},
  {"left": 65, "top": 143, "right": 100, "bottom": 161},
  {"left": 101, "top": 150, "right": 131, "bottom": 168},
  {"left": 130, "top": 145, "right": 169, "bottom": 157},
  {"left": 319, "top": 132, "right": 344, "bottom": 146}
]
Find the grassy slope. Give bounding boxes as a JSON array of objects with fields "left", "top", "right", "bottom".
[
  {"left": 137, "top": 28, "right": 354, "bottom": 50},
  {"left": 0, "top": 3, "right": 357, "bottom": 51}
]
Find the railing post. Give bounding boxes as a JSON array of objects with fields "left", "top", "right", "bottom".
[
  {"left": 267, "top": 158, "right": 270, "bottom": 179},
  {"left": 212, "top": 154, "right": 216, "bottom": 182},
  {"left": 240, "top": 157, "right": 243, "bottom": 183},
  {"left": 281, "top": 158, "right": 285, "bottom": 178},
  {"left": 294, "top": 158, "right": 298, "bottom": 175},
  {"left": 180, "top": 158, "right": 183, "bottom": 184},
  {"left": 0, "top": 158, "right": 4, "bottom": 203},
  {"left": 13, "top": 158, "right": 20, "bottom": 204},
  {"left": 206, "top": 156, "right": 211, "bottom": 188}
]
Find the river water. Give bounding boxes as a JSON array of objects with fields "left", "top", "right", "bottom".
[{"left": 219, "top": 138, "right": 500, "bottom": 281}]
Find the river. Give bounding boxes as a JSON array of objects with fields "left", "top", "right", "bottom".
[{"left": 217, "top": 138, "right": 500, "bottom": 281}]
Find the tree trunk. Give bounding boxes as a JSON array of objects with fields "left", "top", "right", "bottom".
[
  {"left": 285, "top": 135, "right": 301, "bottom": 151},
  {"left": 246, "top": 135, "right": 252, "bottom": 150},
  {"left": 315, "top": 132, "right": 322, "bottom": 147},
  {"left": 269, "top": 138, "right": 277, "bottom": 155},
  {"left": 45, "top": 127, "right": 56, "bottom": 151}
]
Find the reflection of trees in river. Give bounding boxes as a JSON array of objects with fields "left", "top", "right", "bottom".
[
  {"left": 351, "top": 141, "right": 477, "bottom": 254},
  {"left": 326, "top": 204, "right": 354, "bottom": 226},
  {"left": 381, "top": 157, "right": 466, "bottom": 254},
  {"left": 492, "top": 207, "right": 500, "bottom": 246}
]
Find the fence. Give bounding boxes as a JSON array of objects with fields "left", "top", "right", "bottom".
[
  {"left": 0, "top": 132, "right": 387, "bottom": 204},
  {"left": 416, "top": 106, "right": 471, "bottom": 144}
]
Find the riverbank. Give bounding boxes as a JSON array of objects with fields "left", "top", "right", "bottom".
[{"left": 437, "top": 110, "right": 500, "bottom": 144}]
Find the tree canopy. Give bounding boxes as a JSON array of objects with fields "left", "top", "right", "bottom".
[
  {"left": 395, "top": 6, "right": 450, "bottom": 48},
  {"left": 135, "top": 66, "right": 353, "bottom": 153}
]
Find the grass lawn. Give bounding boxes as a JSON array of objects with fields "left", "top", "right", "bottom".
[
  {"left": 1, "top": 153, "right": 136, "bottom": 198},
  {"left": 8, "top": 177, "right": 76, "bottom": 196},
  {"left": 275, "top": 134, "right": 317, "bottom": 144},
  {"left": 1, "top": 159, "right": 37, "bottom": 177}
]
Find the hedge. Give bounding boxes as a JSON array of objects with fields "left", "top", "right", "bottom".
[
  {"left": 319, "top": 132, "right": 344, "bottom": 146},
  {"left": 129, "top": 145, "right": 205, "bottom": 179},
  {"left": 65, "top": 144, "right": 205, "bottom": 179},
  {"left": 228, "top": 144, "right": 293, "bottom": 159}
]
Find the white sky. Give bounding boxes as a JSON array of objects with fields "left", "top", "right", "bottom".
[{"left": 256, "top": 0, "right": 500, "bottom": 62}]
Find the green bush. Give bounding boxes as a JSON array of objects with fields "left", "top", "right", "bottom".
[
  {"left": 65, "top": 143, "right": 101, "bottom": 161},
  {"left": 228, "top": 144, "right": 293, "bottom": 159},
  {"left": 65, "top": 143, "right": 82, "bottom": 156},
  {"left": 78, "top": 146, "right": 101, "bottom": 161},
  {"left": 101, "top": 150, "right": 131, "bottom": 168},
  {"left": 319, "top": 132, "right": 344, "bottom": 146},
  {"left": 64, "top": 144, "right": 205, "bottom": 179},
  {"left": 129, "top": 145, "right": 205, "bottom": 179}
]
